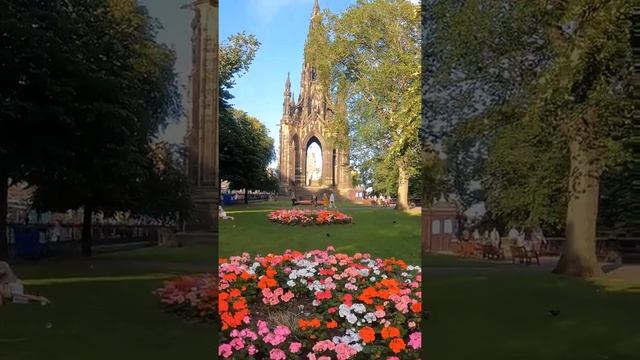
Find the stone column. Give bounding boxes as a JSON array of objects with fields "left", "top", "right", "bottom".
[{"left": 184, "top": 0, "right": 218, "bottom": 234}]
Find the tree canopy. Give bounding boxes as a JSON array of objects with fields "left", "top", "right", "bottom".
[{"left": 1, "top": 0, "right": 183, "bottom": 257}]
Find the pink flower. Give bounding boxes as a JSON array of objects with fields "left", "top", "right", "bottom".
[
  {"left": 274, "top": 325, "right": 291, "bottom": 337},
  {"left": 218, "top": 343, "right": 233, "bottom": 358},
  {"left": 281, "top": 291, "right": 295, "bottom": 302},
  {"left": 230, "top": 337, "right": 245, "bottom": 350},
  {"left": 387, "top": 357, "right": 400, "bottom": 360},
  {"left": 248, "top": 345, "right": 257, "bottom": 355},
  {"left": 408, "top": 321, "right": 416, "bottom": 329},
  {"left": 289, "top": 342, "right": 302, "bottom": 353},
  {"left": 335, "top": 343, "right": 358, "bottom": 360},
  {"left": 409, "top": 331, "right": 422, "bottom": 349},
  {"left": 269, "top": 348, "right": 286, "bottom": 360},
  {"left": 312, "top": 340, "right": 336, "bottom": 352}
]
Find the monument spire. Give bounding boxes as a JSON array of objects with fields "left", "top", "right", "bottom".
[
  {"left": 283, "top": 72, "right": 292, "bottom": 116},
  {"left": 312, "top": 0, "right": 320, "bottom": 18}
]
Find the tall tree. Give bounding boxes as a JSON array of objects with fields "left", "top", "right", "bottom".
[
  {"left": 533, "top": 0, "right": 633, "bottom": 277},
  {"left": 220, "top": 109, "right": 275, "bottom": 203},
  {"left": 330, "top": 0, "right": 421, "bottom": 210},
  {"left": 0, "top": 0, "right": 84, "bottom": 259},
  {"left": 427, "top": 0, "right": 633, "bottom": 277},
  {"left": 31, "top": 0, "right": 181, "bottom": 256}
]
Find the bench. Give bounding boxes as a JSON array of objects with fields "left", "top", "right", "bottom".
[
  {"left": 460, "top": 241, "right": 482, "bottom": 257},
  {"left": 482, "top": 244, "right": 504, "bottom": 260},
  {"left": 510, "top": 245, "right": 540, "bottom": 265}
]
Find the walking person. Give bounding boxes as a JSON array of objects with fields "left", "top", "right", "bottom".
[
  {"left": 322, "top": 193, "right": 329, "bottom": 208},
  {"left": 291, "top": 191, "right": 297, "bottom": 207},
  {"left": 329, "top": 192, "right": 336, "bottom": 209}
]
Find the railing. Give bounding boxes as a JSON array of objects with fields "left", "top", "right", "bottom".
[{"left": 6, "top": 223, "right": 175, "bottom": 246}]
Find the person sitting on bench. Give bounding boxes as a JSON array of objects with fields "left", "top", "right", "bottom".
[{"left": 0, "top": 261, "right": 50, "bottom": 306}]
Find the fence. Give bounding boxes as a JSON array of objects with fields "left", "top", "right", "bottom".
[{"left": 6, "top": 223, "right": 174, "bottom": 256}]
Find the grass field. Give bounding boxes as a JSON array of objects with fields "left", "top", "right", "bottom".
[
  {"left": 2, "top": 200, "right": 639, "bottom": 359},
  {"left": 0, "top": 250, "right": 216, "bottom": 359},
  {"left": 219, "top": 200, "right": 422, "bottom": 264}
]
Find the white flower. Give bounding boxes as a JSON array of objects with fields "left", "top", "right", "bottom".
[
  {"left": 370, "top": 277, "right": 376, "bottom": 282},
  {"left": 352, "top": 303, "right": 366, "bottom": 314},
  {"left": 346, "top": 314, "right": 358, "bottom": 324},
  {"left": 364, "top": 313, "right": 377, "bottom": 323},
  {"left": 287, "top": 280, "right": 296, "bottom": 287}
]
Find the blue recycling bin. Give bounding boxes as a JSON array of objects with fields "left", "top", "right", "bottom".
[
  {"left": 13, "top": 226, "right": 45, "bottom": 259},
  {"left": 223, "top": 194, "right": 233, "bottom": 206}
]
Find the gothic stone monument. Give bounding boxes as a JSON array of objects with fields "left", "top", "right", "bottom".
[
  {"left": 183, "top": 0, "right": 218, "bottom": 234},
  {"left": 278, "top": 0, "right": 352, "bottom": 196}
]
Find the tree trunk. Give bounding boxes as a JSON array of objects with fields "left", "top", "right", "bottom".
[
  {"left": 0, "top": 169, "right": 8, "bottom": 260},
  {"left": 81, "top": 205, "right": 93, "bottom": 257},
  {"left": 244, "top": 188, "right": 249, "bottom": 205},
  {"left": 553, "top": 139, "right": 603, "bottom": 278},
  {"left": 397, "top": 165, "right": 409, "bottom": 210}
]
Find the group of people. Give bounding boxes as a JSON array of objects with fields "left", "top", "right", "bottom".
[
  {"left": 369, "top": 194, "right": 392, "bottom": 207},
  {"left": 291, "top": 191, "right": 336, "bottom": 209},
  {"left": 466, "top": 225, "right": 547, "bottom": 252}
]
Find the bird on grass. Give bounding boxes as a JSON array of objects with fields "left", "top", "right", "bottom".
[{"left": 547, "top": 309, "right": 561, "bottom": 317}]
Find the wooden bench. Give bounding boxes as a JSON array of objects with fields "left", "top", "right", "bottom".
[
  {"left": 460, "top": 241, "right": 482, "bottom": 257},
  {"left": 510, "top": 245, "right": 540, "bottom": 265},
  {"left": 294, "top": 200, "right": 313, "bottom": 206},
  {"left": 482, "top": 244, "right": 504, "bottom": 260}
]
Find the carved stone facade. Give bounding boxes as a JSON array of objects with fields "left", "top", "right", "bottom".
[
  {"left": 183, "top": 0, "right": 218, "bottom": 232},
  {"left": 278, "top": 0, "right": 352, "bottom": 195}
]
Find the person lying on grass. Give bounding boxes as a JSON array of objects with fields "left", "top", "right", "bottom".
[
  {"left": 218, "top": 206, "right": 235, "bottom": 220},
  {"left": 0, "top": 261, "right": 50, "bottom": 306}
]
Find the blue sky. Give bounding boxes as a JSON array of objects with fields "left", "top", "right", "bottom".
[
  {"left": 142, "top": 0, "right": 355, "bottom": 156},
  {"left": 221, "top": 0, "right": 354, "bottom": 164}
]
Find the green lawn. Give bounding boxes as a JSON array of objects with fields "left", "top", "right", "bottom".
[
  {"left": 223, "top": 201, "right": 640, "bottom": 359},
  {"left": 0, "top": 251, "right": 216, "bottom": 359},
  {"left": 424, "top": 268, "right": 640, "bottom": 360},
  {"left": 3, "top": 200, "right": 639, "bottom": 359},
  {"left": 219, "top": 200, "right": 422, "bottom": 264}
]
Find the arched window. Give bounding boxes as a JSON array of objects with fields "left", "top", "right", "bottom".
[
  {"left": 444, "top": 219, "right": 453, "bottom": 234},
  {"left": 432, "top": 220, "right": 441, "bottom": 235}
]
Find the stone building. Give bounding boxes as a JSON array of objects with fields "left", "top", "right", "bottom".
[
  {"left": 278, "top": 0, "right": 352, "bottom": 196},
  {"left": 183, "top": 0, "right": 219, "bottom": 232}
]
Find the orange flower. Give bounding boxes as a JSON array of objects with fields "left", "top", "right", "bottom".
[
  {"left": 326, "top": 319, "right": 338, "bottom": 329},
  {"left": 232, "top": 299, "right": 247, "bottom": 311},
  {"left": 223, "top": 273, "right": 237, "bottom": 281},
  {"left": 266, "top": 267, "right": 277, "bottom": 278},
  {"left": 411, "top": 302, "right": 422, "bottom": 313},
  {"left": 358, "top": 326, "right": 376, "bottom": 344},
  {"left": 240, "top": 272, "right": 251, "bottom": 280},
  {"left": 389, "top": 337, "right": 406, "bottom": 354},
  {"left": 257, "top": 276, "right": 277, "bottom": 289},
  {"left": 298, "top": 318, "right": 322, "bottom": 330},
  {"left": 381, "top": 326, "right": 401, "bottom": 339}
]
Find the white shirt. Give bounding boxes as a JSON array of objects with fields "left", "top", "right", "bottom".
[{"left": 330, "top": 194, "right": 335, "bottom": 202}]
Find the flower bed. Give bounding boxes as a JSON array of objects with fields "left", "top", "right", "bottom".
[
  {"left": 268, "top": 209, "right": 353, "bottom": 226},
  {"left": 158, "top": 247, "right": 422, "bottom": 359},
  {"left": 155, "top": 274, "right": 218, "bottom": 320},
  {"left": 217, "top": 248, "right": 422, "bottom": 359}
]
